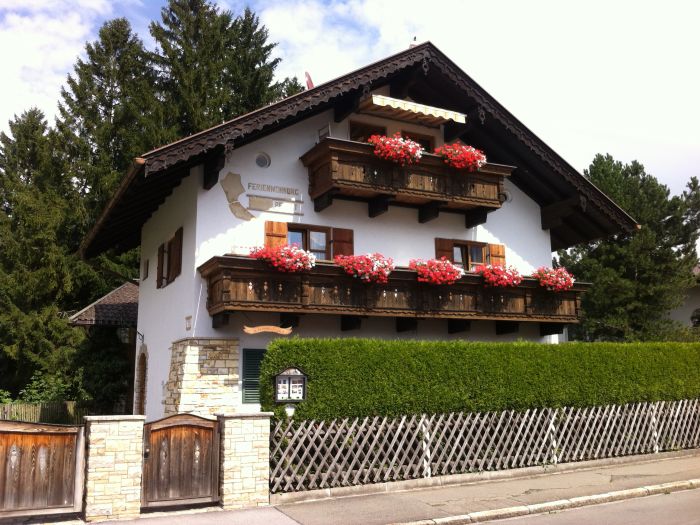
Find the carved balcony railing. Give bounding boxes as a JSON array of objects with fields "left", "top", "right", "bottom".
[
  {"left": 300, "top": 138, "right": 514, "bottom": 226},
  {"left": 198, "top": 256, "right": 588, "bottom": 324}
]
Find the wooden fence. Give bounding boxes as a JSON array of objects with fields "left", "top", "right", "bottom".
[
  {"left": 0, "top": 402, "right": 91, "bottom": 425},
  {"left": 270, "top": 399, "right": 700, "bottom": 493}
]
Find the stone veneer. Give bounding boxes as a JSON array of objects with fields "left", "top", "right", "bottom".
[
  {"left": 83, "top": 415, "right": 145, "bottom": 522},
  {"left": 163, "top": 338, "right": 239, "bottom": 416},
  {"left": 218, "top": 413, "right": 273, "bottom": 509}
]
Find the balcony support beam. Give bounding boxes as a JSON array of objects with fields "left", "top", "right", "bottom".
[
  {"left": 443, "top": 120, "right": 470, "bottom": 143},
  {"left": 334, "top": 94, "right": 360, "bottom": 123},
  {"left": 418, "top": 201, "right": 443, "bottom": 223},
  {"left": 495, "top": 321, "right": 519, "bottom": 335},
  {"left": 540, "top": 322, "right": 565, "bottom": 336},
  {"left": 341, "top": 315, "right": 362, "bottom": 331},
  {"left": 212, "top": 312, "right": 229, "bottom": 329},
  {"left": 203, "top": 148, "right": 225, "bottom": 190},
  {"left": 280, "top": 313, "right": 300, "bottom": 328},
  {"left": 541, "top": 196, "right": 585, "bottom": 230},
  {"left": 396, "top": 318, "right": 418, "bottom": 332},
  {"left": 368, "top": 195, "right": 392, "bottom": 218},
  {"left": 465, "top": 208, "right": 489, "bottom": 229},
  {"left": 314, "top": 191, "right": 335, "bottom": 212},
  {"left": 448, "top": 319, "right": 471, "bottom": 334}
]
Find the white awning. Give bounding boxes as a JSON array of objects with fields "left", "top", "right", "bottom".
[{"left": 358, "top": 94, "right": 466, "bottom": 127}]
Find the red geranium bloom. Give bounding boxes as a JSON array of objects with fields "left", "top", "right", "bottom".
[{"left": 434, "top": 143, "right": 486, "bottom": 171}]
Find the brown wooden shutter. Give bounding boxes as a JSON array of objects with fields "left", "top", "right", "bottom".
[
  {"left": 435, "top": 238, "right": 454, "bottom": 261},
  {"left": 168, "top": 227, "right": 183, "bottom": 283},
  {"left": 488, "top": 244, "right": 506, "bottom": 266},
  {"left": 264, "top": 221, "right": 288, "bottom": 247},
  {"left": 331, "top": 228, "right": 354, "bottom": 257},
  {"left": 156, "top": 244, "right": 164, "bottom": 289}
]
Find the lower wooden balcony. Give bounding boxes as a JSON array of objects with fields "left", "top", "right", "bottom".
[{"left": 198, "top": 256, "right": 588, "bottom": 329}]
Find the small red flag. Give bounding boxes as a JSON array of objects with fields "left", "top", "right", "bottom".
[{"left": 305, "top": 72, "right": 314, "bottom": 90}]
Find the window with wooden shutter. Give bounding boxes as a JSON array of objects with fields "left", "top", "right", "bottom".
[
  {"left": 488, "top": 244, "right": 506, "bottom": 267},
  {"left": 436, "top": 238, "right": 491, "bottom": 271},
  {"left": 242, "top": 348, "right": 266, "bottom": 404},
  {"left": 156, "top": 245, "right": 165, "bottom": 289},
  {"left": 264, "top": 221, "right": 288, "bottom": 247},
  {"left": 331, "top": 228, "right": 354, "bottom": 257},
  {"left": 167, "top": 227, "right": 183, "bottom": 283}
]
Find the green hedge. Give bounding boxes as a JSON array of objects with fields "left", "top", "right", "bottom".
[{"left": 259, "top": 338, "right": 700, "bottom": 419}]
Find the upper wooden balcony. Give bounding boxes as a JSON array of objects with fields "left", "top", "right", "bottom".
[
  {"left": 300, "top": 138, "right": 514, "bottom": 227},
  {"left": 198, "top": 256, "right": 589, "bottom": 333}
]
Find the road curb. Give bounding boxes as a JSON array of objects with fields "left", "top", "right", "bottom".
[{"left": 390, "top": 479, "right": 700, "bottom": 524}]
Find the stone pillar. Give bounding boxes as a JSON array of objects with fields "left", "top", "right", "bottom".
[
  {"left": 218, "top": 413, "right": 273, "bottom": 509},
  {"left": 163, "top": 338, "right": 239, "bottom": 416},
  {"left": 84, "top": 415, "right": 145, "bottom": 522}
]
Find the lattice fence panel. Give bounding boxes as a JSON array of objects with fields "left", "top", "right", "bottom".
[{"left": 270, "top": 399, "right": 700, "bottom": 494}]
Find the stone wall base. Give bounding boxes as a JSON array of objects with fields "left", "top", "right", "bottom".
[
  {"left": 218, "top": 413, "right": 273, "bottom": 509},
  {"left": 163, "top": 338, "right": 240, "bottom": 416},
  {"left": 84, "top": 415, "right": 145, "bottom": 522}
]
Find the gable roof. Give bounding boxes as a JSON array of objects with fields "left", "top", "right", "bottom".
[
  {"left": 80, "top": 42, "right": 637, "bottom": 258},
  {"left": 69, "top": 282, "right": 139, "bottom": 327}
]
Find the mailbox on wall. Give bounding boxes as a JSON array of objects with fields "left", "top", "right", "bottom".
[{"left": 275, "top": 368, "right": 307, "bottom": 403}]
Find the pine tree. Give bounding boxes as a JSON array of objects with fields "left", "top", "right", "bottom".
[
  {"left": 0, "top": 110, "right": 99, "bottom": 394},
  {"left": 559, "top": 154, "right": 700, "bottom": 341},
  {"left": 57, "top": 18, "right": 168, "bottom": 230},
  {"left": 151, "top": 1, "right": 304, "bottom": 136}
]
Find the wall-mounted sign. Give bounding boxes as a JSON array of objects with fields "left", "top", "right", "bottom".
[
  {"left": 246, "top": 182, "right": 304, "bottom": 216},
  {"left": 247, "top": 194, "right": 303, "bottom": 216},
  {"left": 275, "top": 367, "right": 307, "bottom": 403},
  {"left": 243, "top": 325, "right": 293, "bottom": 335}
]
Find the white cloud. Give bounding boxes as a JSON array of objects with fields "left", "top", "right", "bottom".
[
  {"left": 2, "top": 0, "right": 698, "bottom": 196},
  {"left": 254, "top": 0, "right": 700, "bottom": 194},
  {"left": 0, "top": 0, "right": 135, "bottom": 131}
]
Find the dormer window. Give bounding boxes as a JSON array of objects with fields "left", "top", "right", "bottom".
[
  {"left": 349, "top": 121, "right": 386, "bottom": 142},
  {"left": 401, "top": 130, "right": 434, "bottom": 151}
]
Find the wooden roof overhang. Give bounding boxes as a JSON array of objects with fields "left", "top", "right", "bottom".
[{"left": 80, "top": 42, "right": 637, "bottom": 258}]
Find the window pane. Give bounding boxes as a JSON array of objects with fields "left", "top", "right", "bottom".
[
  {"left": 452, "top": 246, "right": 463, "bottom": 267},
  {"left": 309, "top": 230, "right": 327, "bottom": 251},
  {"left": 311, "top": 250, "right": 326, "bottom": 260},
  {"left": 287, "top": 230, "right": 304, "bottom": 248},
  {"left": 350, "top": 122, "right": 386, "bottom": 142},
  {"left": 470, "top": 246, "right": 484, "bottom": 264}
]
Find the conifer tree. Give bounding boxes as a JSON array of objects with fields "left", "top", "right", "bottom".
[
  {"left": 559, "top": 154, "right": 700, "bottom": 341},
  {"left": 0, "top": 110, "right": 98, "bottom": 394},
  {"left": 57, "top": 18, "right": 168, "bottom": 230},
  {"left": 151, "top": 1, "right": 303, "bottom": 136}
]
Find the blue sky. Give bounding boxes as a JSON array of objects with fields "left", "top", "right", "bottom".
[{"left": 1, "top": 0, "right": 699, "bottom": 197}]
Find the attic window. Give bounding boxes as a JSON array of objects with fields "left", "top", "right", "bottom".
[{"left": 350, "top": 121, "right": 386, "bottom": 142}]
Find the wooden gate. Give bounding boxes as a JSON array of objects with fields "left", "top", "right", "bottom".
[
  {"left": 142, "top": 414, "right": 220, "bottom": 508},
  {"left": 0, "top": 421, "right": 84, "bottom": 518}
]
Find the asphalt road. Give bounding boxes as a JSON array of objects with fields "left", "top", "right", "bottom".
[{"left": 501, "top": 490, "right": 700, "bottom": 525}]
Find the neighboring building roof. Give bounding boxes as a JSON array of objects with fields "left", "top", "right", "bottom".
[
  {"left": 80, "top": 41, "right": 638, "bottom": 258},
  {"left": 69, "top": 282, "right": 139, "bottom": 327}
]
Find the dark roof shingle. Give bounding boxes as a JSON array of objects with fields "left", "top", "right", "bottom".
[{"left": 69, "top": 282, "right": 138, "bottom": 327}]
